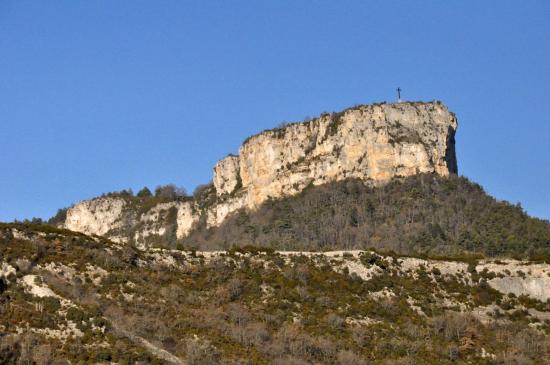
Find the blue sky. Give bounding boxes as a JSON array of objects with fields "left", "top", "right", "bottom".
[{"left": 0, "top": 1, "right": 549, "bottom": 221}]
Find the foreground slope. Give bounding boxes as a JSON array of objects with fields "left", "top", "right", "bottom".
[{"left": 2, "top": 223, "right": 550, "bottom": 364}]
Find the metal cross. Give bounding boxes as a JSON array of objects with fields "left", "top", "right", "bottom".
[{"left": 397, "top": 87, "right": 401, "bottom": 101}]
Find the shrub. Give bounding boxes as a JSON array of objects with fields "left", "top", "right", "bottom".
[
  {"left": 337, "top": 350, "right": 364, "bottom": 365},
  {"left": 42, "top": 297, "right": 61, "bottom": 313},
  {"left": 154, "top": 184, "right": 187, "bottom": 200},
  {"left": 137, "top": 187, "right": 152, "bottom": 198},
  {"left": 185, "top": 338, "right": 220, "bottom": 365},
  {"left": 66, "top": 307, "right": 87, "bottom": 323}
]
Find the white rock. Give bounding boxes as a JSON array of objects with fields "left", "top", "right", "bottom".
[
  {"left": 65, "top": 197, "right": 128, "bottom": 237},
  {"left": 215, "top": 102, "right": 457, "bottom": 211}
]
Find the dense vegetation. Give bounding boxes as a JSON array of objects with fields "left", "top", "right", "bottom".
[
  {"left": 1, "top": 224, "right": 549, "bottom": 364},
  {"left": 184, "top": 174, "right": 550, "bottom": 258},
  {"left": 42, "top": 174, "right": 550, "bottom": 260}
]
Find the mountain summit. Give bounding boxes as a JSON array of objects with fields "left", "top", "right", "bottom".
[{"left": 61, "top": 101, "right": 458, "bottom": 246}]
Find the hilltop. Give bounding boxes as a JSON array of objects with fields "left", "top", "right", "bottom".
[
  {"left": 43, "top": 99, "right": 550, "bottom": 259},
  {"left": 55, "top": 101, "right": 462, "bottom": 248}
]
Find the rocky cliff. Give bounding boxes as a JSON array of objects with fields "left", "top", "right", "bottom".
[
  {"left": 64, "top": 198, "right": 199, "bottom": 246},
  {"left": 215, "top": 101, "right": 457, "bottom": 205},
  {"left": 63, "top": 101, "right": 458, "bottom": 245}
]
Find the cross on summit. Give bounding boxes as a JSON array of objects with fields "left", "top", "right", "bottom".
[{"left": 397, "top": 87, "right": 402, "bottom": 102}]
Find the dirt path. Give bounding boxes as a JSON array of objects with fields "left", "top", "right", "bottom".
[{"left": 108, "top": 318, "right": 185, "bottom": 365}]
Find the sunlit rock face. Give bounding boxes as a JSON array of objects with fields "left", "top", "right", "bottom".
[
  {"left": 64, "top": 198, "right": 200, "bottom": 245},
  {"left": 131, "top": 201, "right": 200, "bottom": 247},
  {"left": 63, "top": 101, "right": 459, "bottom": 241},
  {"left": 175, "top": 202, "right": 200, "bottom": 239},
  {"left": 213, "top": 155, "right": 241, "bottom": 196},
  {"left": 212, "top": 101, "right": 457, "bottom": 210},
  {"left": 65, "top": 198, "right": 129, "bottom": 241}
]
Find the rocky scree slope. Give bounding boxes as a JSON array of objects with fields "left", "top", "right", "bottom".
[
  {"left": 60, "top": 101, "right": 458, "bottom": 246},
  {"left": 1, "top": 223, "right": 550, "bottom": 364}
]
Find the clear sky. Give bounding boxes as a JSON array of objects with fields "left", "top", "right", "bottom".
[{"left": 1, "top": 1, "right": 549, "bottom": 222}]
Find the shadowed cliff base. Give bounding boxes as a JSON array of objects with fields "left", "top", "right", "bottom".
[{"left": 445, "top": 125, "right": 458, "bottom": 174}]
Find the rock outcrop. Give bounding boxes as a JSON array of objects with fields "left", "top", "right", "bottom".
[
  {"left": 214, "top": 101, "right": 457, "bottom": 209},
  {"left": 213, "top": 155, "right": 241, "bottom": 196},
  {"left": 65, "top": 198, "right": 128, "bottom": 240},
  {"left": 64, "top": 198, "right": 198, "bottom": 245},
  {"left": 62, "top": 101, "right": 458, "bottom": 245}
]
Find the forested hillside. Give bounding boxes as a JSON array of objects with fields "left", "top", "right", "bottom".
[{"left": 184, "top": 174, "right": 550, "bottom": 258}]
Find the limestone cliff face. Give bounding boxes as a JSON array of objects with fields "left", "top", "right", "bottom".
[
  {"left": 132, "top": 201, "right": 199, "bottom": 247},
  {"left": 209, "top": 101, "right": 457, "bottom": 222},
  {"left": 65, "top": 198, "right": 130, "bottom": 242},
  {"left": 175, "top": 201, "right": 200, "bottom": 239},
  {"left": 64, "top": 197, "right": 199, "bottom": 245},
  {"left": 63, "top": 101, "right": 458, "bottom": 244},
  {"left": 213, "top": 155, "right": 241, "bottom": 195}
]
